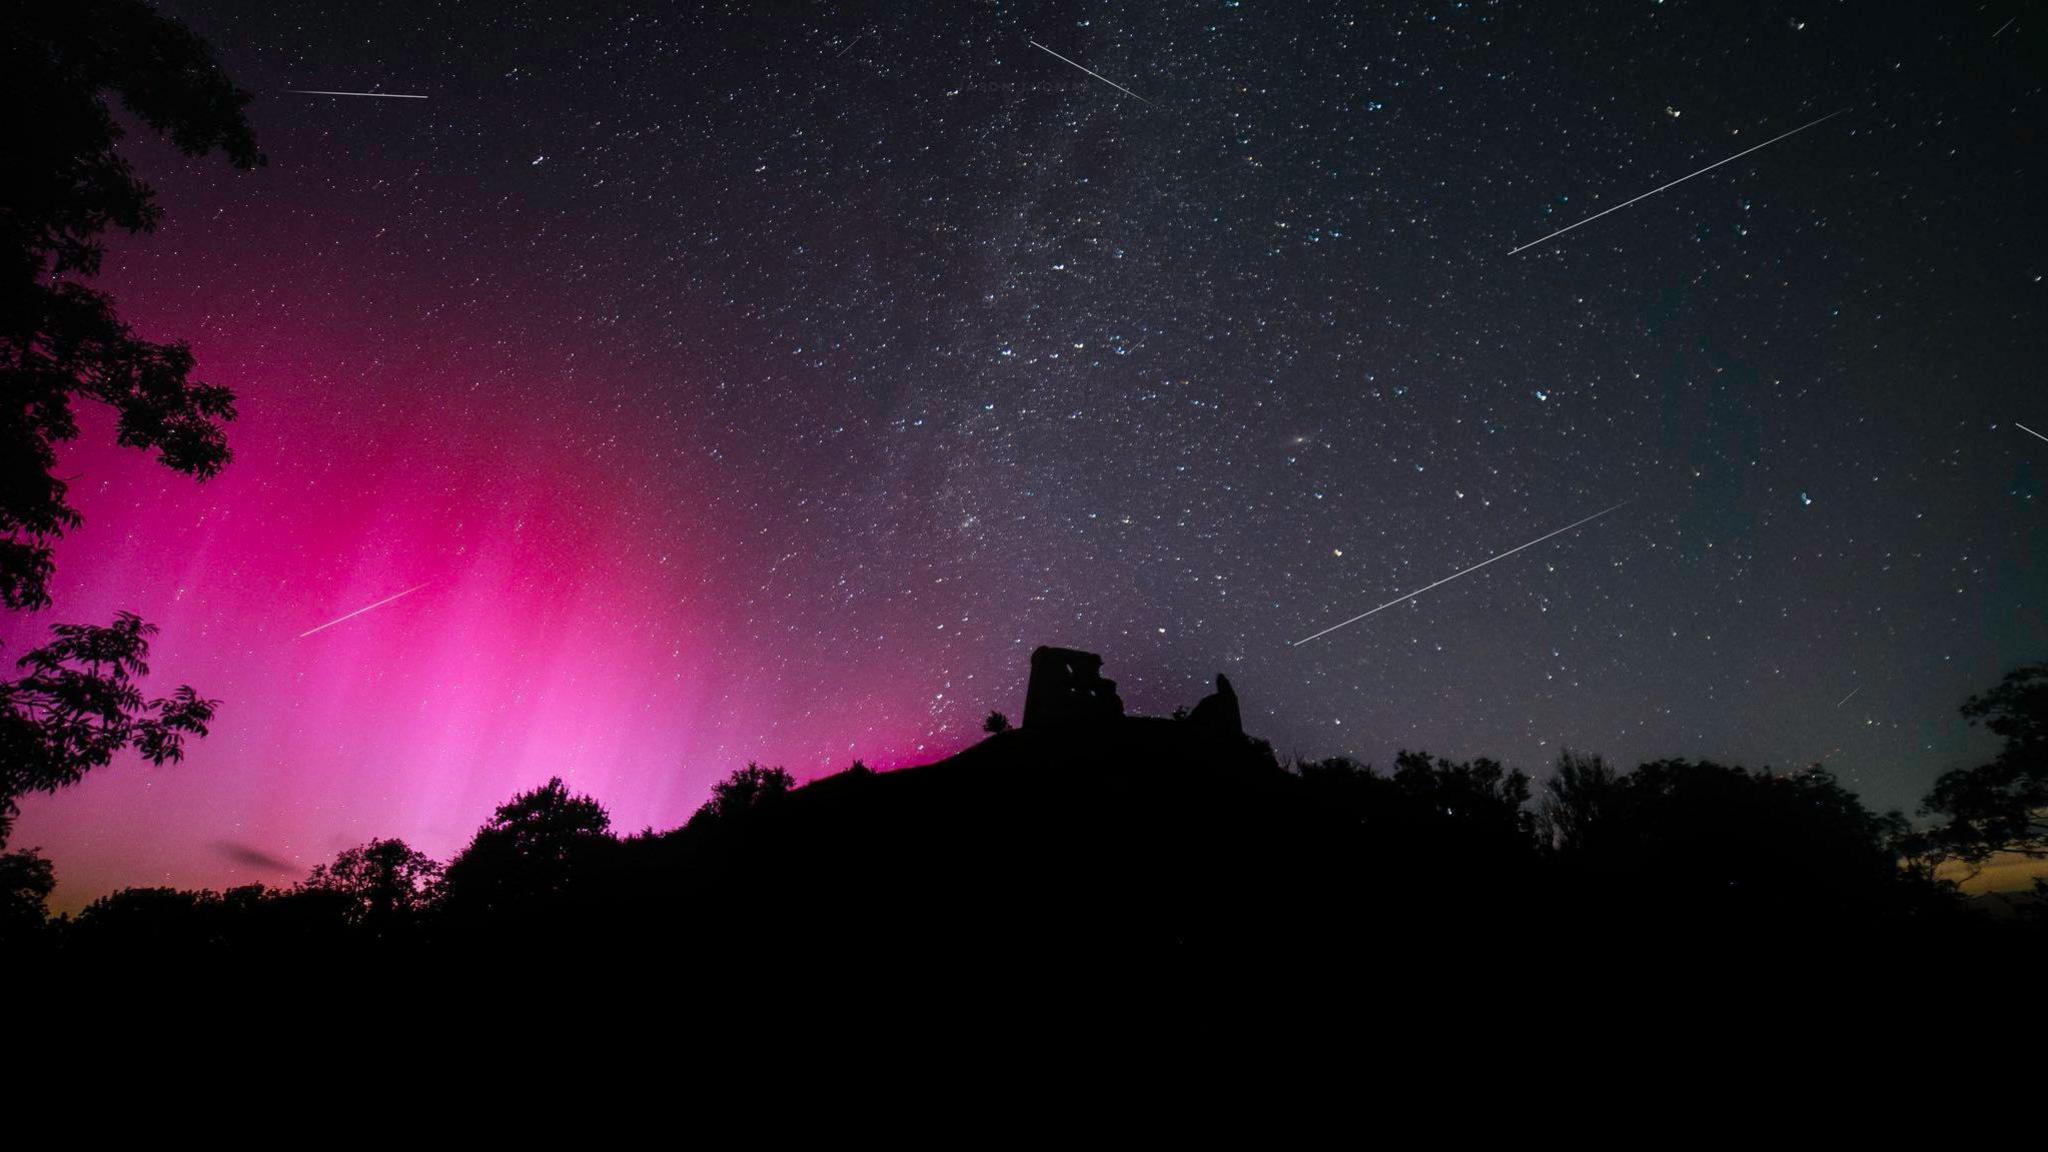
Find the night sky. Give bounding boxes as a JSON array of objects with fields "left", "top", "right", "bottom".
[{"left": 9, "top": 0, "right": 2045, "bottom": 910}]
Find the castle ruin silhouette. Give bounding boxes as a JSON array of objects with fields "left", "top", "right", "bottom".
[{"left": 1022, "top": 646, "right": 1241, "bottom": 739}]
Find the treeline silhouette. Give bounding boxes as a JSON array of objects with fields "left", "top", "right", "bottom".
[{"left": 8, "top": 666, "right": 2046, "bottom": 988}]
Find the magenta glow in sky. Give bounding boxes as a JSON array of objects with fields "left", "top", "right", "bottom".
[
  {"left": 4, "top": 154, "right": 976, "bottom": 911},
  {"left": 16, "top": 1, "right": 2047, "bottom": 912},
  {"left": 11, "top": 340, "right": 968, "bottom": 910},
  {"left": 13, "top": 369, "right": 667, "bottom": 907}
]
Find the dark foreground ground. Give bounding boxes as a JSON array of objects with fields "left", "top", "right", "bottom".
[{"left": 24, "top": 718, "right": 2041, "bottom": 1017}]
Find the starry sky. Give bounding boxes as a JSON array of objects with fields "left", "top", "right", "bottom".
[{"left": 8, "top": 0, "right": 2045, "bottom": 910}]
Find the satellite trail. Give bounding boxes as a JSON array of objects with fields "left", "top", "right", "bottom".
[
  {"left": 2016, "top": 422, "right": 2048, "bottom": 445},
  {"left": 1293, "top": 502, "right": 1629, "bottom": 647},
  {"left": 298, "top": 583, "right": 430, "bottom": 638},
  {"left": 1509, "top": 109, "right": 1847, "bottom": 255}
]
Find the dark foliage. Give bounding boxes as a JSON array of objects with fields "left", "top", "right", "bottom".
[
  {"left": 686, "top": 761, "right": 796, "bottom": 829},
  {"left": 1538, "top": 748, "right": 1619, "bottom": 850},
  {"left": 0, "top": 612, "right": 217, "bottom": 842},
  {"left": 301, "top": 838, "right": 443, "bottom": 936},
  {"left": 1915, "top": 663, "right": 2048, "bottom": 872},
  {"left": 66, "top": 880, "right": 353, "bottom": 959},
  {"left": 2, "top": 0, "right": 261, "bottom": 610},
  {"left": 1543, "top": 756, "right": 1936, "bottom": 930},
  {"left": 0, "top": 1, "right": 259, "bottom": 839},
  {"left": 15, "top": 671, "right": 2047, "bottom": 1008},
  {"left": 438, "top": 777, "right": 617, "bottom": 930},
  {"left": 0, "top": 847, "right": 56, "bottom": 945}
]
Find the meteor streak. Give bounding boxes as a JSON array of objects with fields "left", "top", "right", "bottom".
[
  {"left": 1028, "top": 39, "right": 1151, "bottom": 105},
  {"left": 298, "top": 583, "right": 430, "bottom": 638},
  {"left": 1292, "top": 502, "right": 1629, "bottom": 647},
  {"left": 1509, "top": 109, "right": 1847, "bottom": 255},
  {"left": 2016, "top": 422, "right": 2048, "bottom": 445},
  {"left": 286, "top": 89, "right": 427, "bottom": 99}
]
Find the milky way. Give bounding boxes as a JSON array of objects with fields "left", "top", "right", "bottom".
[{"left": 7, "top": 2, "right": 2043, "bottom": 910}]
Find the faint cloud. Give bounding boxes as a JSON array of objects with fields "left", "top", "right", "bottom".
[{"left": 214, "top": 841, "right": 301, "bottom": 875}]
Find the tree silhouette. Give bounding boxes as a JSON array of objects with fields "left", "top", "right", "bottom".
[
  {"left": 1551, "top": 758, "right": 1920, "bottom": 923},
  {"left": 1389, "top": 749, "right": 1537, "bottom": 847},
  {"left": 1538, "top": 748, "right": 1620, "bottom": 852},
  {"left": 0, "top": 3, "right": 259, "bottom": 838},
  {"left": 1916, "top": 663, "right": 2048, "bottom": 873},
  {"left": 20, "top": 657, "right": 2048, "bottom": 969},
  {"left": 2, "top": 2, "right": 261, "bottom": 609},
  {"left": 71, "top": 885, "right": 222, "bottom": 951},
  {"left": 0, "top": 612, "right": 217, "bottom": 842},
  {"left": 1293, "top": 754, "right": 1385, "bottom": 822},
  {"left": 688, "top": 762, "right": 796, "bottom": 828},
  {"left": 439, "top": 778, "right": 615, "bottom": 923},
  {"left": 0, "top": 846, "right": 55, "bottom": 943},
  {"left": 302, "top": 838, "right": 444, "bottom": 934},
  {"left": 984, "top": 710, "right": 1012, "bottom": 735}
]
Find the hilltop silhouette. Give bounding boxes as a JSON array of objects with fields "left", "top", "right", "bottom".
[{"left": 12, "top": 645, "right": 2045, "bottom": 1016}]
